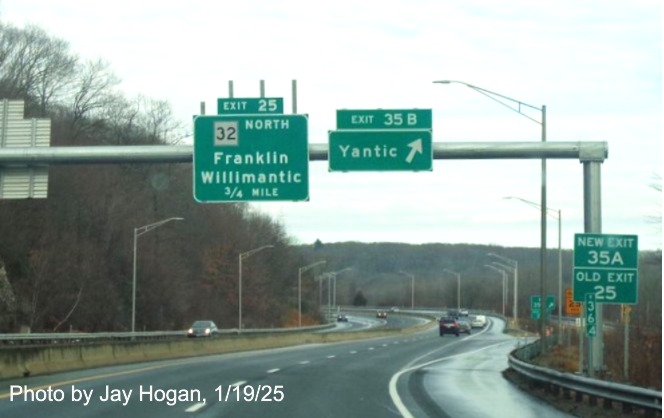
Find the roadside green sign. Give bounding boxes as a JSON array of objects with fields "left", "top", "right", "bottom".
[
  {"left": 585, "top": 293, "right": 597, "bottom": 337},
  {"left": 217, "top": 97, "right": 284, "bottom": 115},
  {"left": 193, "top": 114, "right": 308, "bottom": 202},
  {"left": 328, "top": 130, "right": 432, "bottom": 172},
  {"left": 530, "top": 295, "right": 541, "bottom": 319},
  {"left": 336, "top": 109, "right": 432, "bottom": 130},
  {"left": 573, "top": 233, "right": 638, "bottom": 304}
]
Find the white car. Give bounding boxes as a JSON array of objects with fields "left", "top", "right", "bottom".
[{"left": 471, "top": 315, "right": 487, "bottom": 328}]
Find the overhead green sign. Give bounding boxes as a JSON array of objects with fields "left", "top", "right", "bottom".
[
  {"left": 573, "top": 233, "right": 638, "bottom": 304},
  {"left": 193, "top": 114, "right": 308, "bottom": 202},
  {"left": 336, "top": 109, "right": 432, "bottom": 130},
  {"left": 328, "top": 130, "right": 432, "bottom": 172},
  {"left": 217, "top": 97, "right": 284, "bottom": 115}
]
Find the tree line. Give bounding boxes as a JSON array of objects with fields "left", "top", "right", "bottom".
[{"left": 0, "top": 19, "right": 321, "bottom": 333}]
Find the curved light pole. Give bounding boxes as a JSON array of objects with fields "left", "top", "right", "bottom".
[
  {"left": 320, "top": 268, "right": 352, "bottom": 320},
  {"left": 238, "top": 245, "right": 274, "bottom": 332},
  {"left": 505, "top": 196, "right": 563, "bottom": 344},
  {"left": 398, "top": 271, "right": 415, "bottom": 309},
  {"left": 132, "top": 217, "right": 184, "bottom": 333},
  {"left": 442, "top": 269, "right": 461, "bottom": 311},
  {"left": 331, "top": 267, "right": 353, "bottom": 311},
  {"left": 485, "top": 264, "right": 507, "bottom": 317},
  {"left": 435, "top": 79, "right": 547, "bottom": 352},
  {"left": 298, "top": 260, "right": 326, "bottom": 327},
  {"left": 488, "top": 253, "right": 518, "bottom": 325}
]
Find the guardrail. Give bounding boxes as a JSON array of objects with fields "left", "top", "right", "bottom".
[
  {"left": 509, "top": 338, "right": 662, "bottom": 416},
  {"left": 0, "top": 324, "right": 335, "bottom": 346}
]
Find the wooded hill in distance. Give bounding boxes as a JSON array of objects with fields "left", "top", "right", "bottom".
[{"left": 300, "top": 240, "right": 662, "bottom": 330}]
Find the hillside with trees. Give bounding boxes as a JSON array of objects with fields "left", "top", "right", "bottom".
[
  {"left": 0, "top": 20, "right": 316, "bottom": 333},
  {"left": 302, "top": 241, "right": 662, "bottom": 331}
]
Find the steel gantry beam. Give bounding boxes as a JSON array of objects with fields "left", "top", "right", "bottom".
[{"left": 0, "top": 141, "right": 607, "bottom": 165}]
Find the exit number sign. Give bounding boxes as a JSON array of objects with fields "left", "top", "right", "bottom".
[{"left": 573, "top": 233, "right": 638, "bottom": 304}]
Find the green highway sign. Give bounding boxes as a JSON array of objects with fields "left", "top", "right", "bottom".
[
  {"left": 193, "top": 114, "right": 308, "bottom": 202},
  {"left": 336, "top": 109, "right": 432, "bottom": 130},
  {"left": 217, "top": 97, "right": 284, "bottom": 115},
  {"left": 328, "top": 130, "right": 433, "bottom": 171},
  {"left": 573, "top": 233, "right": 638, "bottom": 304},
  {"left": 531, "top": 295, "right": 542, "bottom": 319},
  {"left": 546, "top": 295, "right": 555, "bottom": 310},
  {"left": 585, "top": 293, "right": 597, "bottom": 337}
]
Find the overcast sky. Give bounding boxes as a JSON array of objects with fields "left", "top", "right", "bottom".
[{"left": 2, "top": 0, "right": 661, "bottom": 250}]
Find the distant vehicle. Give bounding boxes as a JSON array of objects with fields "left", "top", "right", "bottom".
[
  {"left": 457, "top": 318, "right": 472, "bottom": 334},
  {"left": 471, "top": 315, "right": 487, "bottom": 328},
  {"left": 439, "top": 317, "right": 459, "bottom": 336},
  {"left": 337, "top": 314, "right": 348, "bottom": 322},
  {"left": 376, "top": 310, "right": 388, "bottom": 319},
  {"left": 447, "top": 309, "right": 459, "bottom": 318},
  {"left": 390, "top": 306, "right": 400, "bottom": 313},
  {"left": 459, "top": 309, "right": 469, "bottom": 317},
  {"left": 187, "top": 320, "right": 219, "bottom": 338}
]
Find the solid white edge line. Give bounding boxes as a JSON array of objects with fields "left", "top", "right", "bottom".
[
  {"left": 389, "top": 321, "right": 512, "bottom": 417},
  {"left": 231, "top": 380, "right": 247, "bottom": 387},
  {"left": 267, "top": 368, "right": 280, "bottom": 374}
]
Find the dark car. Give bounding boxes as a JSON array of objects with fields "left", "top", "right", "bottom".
[
  {"left": 376, "top": 310, "right": 388, "bottom": 319},
  {"left": 439, "top": 317, "right": 459, "bottom": 336},
  {"left": 337, "top": 314, "right": 348, "bottom": 322},
  {"left": 187, "top": 320, "right": 219, "bottom": 337}
]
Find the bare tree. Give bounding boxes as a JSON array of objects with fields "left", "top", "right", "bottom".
[{"left": 68, "top": 58, "right": 120, "bottom": 137}]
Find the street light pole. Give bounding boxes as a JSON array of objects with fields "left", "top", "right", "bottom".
[
  {"left": 238, "top": 245, "right": 274, "bottom": 332},
  {"left": 485, "top": 264, "right": 507, "bottom": 317},
  {"left": 132, "top": 217, "right": 184, "bottom": 333},
  {"left": 399, "top": 271, "right": 415, "bottom": 309},
  {"left": 435, "top": 80, "right": 547, "bottom": 352},
  {"left": 505, "top": 196, "right": 563, "bottom": 344},
  {"left": 488, "top": 253, "right": 518, "bottom": 325},
  {"left": 442, "top": 269, "right": 461, "bottom": 311},
  {"left": 298, "top": 261, "right": 326, "bottom": 327}
]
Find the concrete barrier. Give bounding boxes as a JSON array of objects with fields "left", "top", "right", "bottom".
[{"left": 0, "top": 320, "right": 434, "bottom": 381}]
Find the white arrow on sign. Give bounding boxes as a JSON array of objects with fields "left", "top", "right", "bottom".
[{"left": 405, "top": 139, "right": 423, "bottom": 164}]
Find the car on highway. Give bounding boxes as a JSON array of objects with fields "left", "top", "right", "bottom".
[
  {"left": 187, "top": 320, "right": 219, "bottom": 337},
  {"left": 337, "top": 314, "right": 348, "bottom": 322},
  {"left": 376, "top": 310, "right": 388, "bottom": 319},
  {"left": 390, "top": 306, "right": 400, "bottom": 313},
  {"left": 471, "top": 315, "right": 487, "bottom": 328},
  {"left": 439, "top": 317, "right": 459, "bottom": 336},
  {"left": 457, "top": 317, "right": 472, "bottom": 334}
]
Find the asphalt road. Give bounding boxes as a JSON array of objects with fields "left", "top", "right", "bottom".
[{"left": 0, "top": 317, "right": 575, "bottom": 418}]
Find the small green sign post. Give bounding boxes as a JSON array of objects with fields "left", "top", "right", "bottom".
[
  {"left": 573, "top": 233, "right": 639, "bottom": 304},
  {"left": 531, "top": 295, "right": 542, "bottom": 320},
  {"left": 585, "top": 293, "right": 597, "bottom": 337},
  {"left": 193, "top": 114, "right": 308, "bottom": 202}
]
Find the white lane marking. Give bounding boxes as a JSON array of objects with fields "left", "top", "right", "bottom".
[
  {"left": 267, "top": 368, "right": 280, "bottom": 374},
  {"left": 368, "top": 347, "right": 374, "bottom": 351},
  {"left": 327, "top": 355, "right": 336, "bottom": 359},
  {"left": 350, "top": 350, "right": 357, "bottom": 354},
  {"left": 185, "top": 402, "right": 206, "bottom": 413},
  {"left": 299, "top": 360, "right": 310, "bottom": 365},
  {"left": 231, "top": 380, "right": 247, "bottom": 387},
  {"left": 389, "top": 338, "right": 512, "bottom": 418},
  {"left": 382, "top": 343, "right": 388, "bottom": 347}
]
